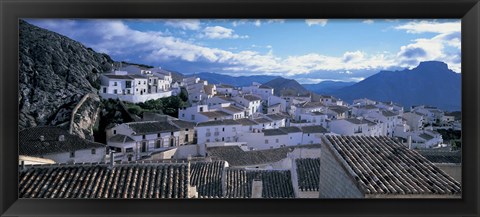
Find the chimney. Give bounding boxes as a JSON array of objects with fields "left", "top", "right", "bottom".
[
  {"left": 58, "top": 135, "right": 65, "bottom": 142},
  {"left": 221, "top": 164, "right": 227, "bottom": 197},
  {"left": 407, "top": 135, "right": 412, "bottom": 149},
  {"left": 186, "top": 161, "right": 198, "bottom": 198},
  {"left": 39, "top": 135, "right": 45, "bottom": 142},
  {"left": 109, "top": 151, "right": 115, "bottom": 168},
  {"left": 251, "top": 178, "right": 263, "bottom": 198}
]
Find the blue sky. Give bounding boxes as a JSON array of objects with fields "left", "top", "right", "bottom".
[{"left": 25, "top": 19, "right": 461, "bottom": 83}]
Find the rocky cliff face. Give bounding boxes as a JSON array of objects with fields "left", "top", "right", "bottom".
[{"left": 19, "top": 20, "right": 114, "bottom": 139}]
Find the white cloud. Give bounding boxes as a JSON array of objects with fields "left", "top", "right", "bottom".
[
  {"left": 164, "top": 19, "right": 201, "bottom": 30},
  {"left": 339, "top": 70, "right": 353, "bottom": 74},
  {"left": 342, "top": 51, "right": 365, "bottom": 63},
  {"left": 305, "top": 19, "right": 328, "bottom": 27},
  {"left": 394, "top": 20, "right": 460, "bottom": 34},
  {"left": 363, "top": 19, "right": 374, "bottom": 24},
  {"left": 394, "top": 20, "right": 461, "bottom": 72},
  {"left": 350, "top": 77, "right": 365, "bottom": 82},
  {"left": 267, "top": 19, "right": 285, "bottom": 24},
  {"left": 254, "top": 20, "right": 261, "bottom": 27},
  {"left": 296, "top": 78, "right": 332, "bottom": 84},
  {"left": 30, "top": 19, "right": 461, "bottom": 79},
  {"left": 232, "top": 19, "right": 249, "bottom": 27},
  {"left": 201, "top": 26, "right": 248, "bottom": 39}
]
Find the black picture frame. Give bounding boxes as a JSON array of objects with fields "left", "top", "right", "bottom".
[{"left": 1, "top": 0, "right": 479, "bottom": 216}]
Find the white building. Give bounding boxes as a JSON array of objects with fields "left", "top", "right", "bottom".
[
  {"left": 328, "top": 118, "right": 381, "bottom": 136},
  {"left": 318, "top": 95, "right": 345, "bottom": 106},
  {"left": 99, "top": 70, "right": 172, "bottom": 103},
  {"left": 19, "top": 127, "right": 106, "bottom": 164},
  {"left": 233, "top": 95, "right": 262, "bottom": 116},
  {"left": 235, "top": 118, "right": 266, "bottom": 133},
  {"left": 106, "top": 121, "right": 183, "bottom": 161},
  {"left": 265, "top": 113, "right": 288, "bottom": 128},
  {"left": 376, "top": 101, "right": 404, "bottom": 114},
  {"left": 196, "top": 119, "right": 242, "bottom": 144},
  {"left": 216, "top": 84, "right": 237, "bottom": 96},
  {"left": 239, "top": 127, "right": 304, "bottom": 150},
  {"left": 238, "top": 126, "right": 329, "bottom": 150},
  {"left": 403, "top": 112, "right": 425, "bottom": 131},
  {"left": 351, "top": 104, "right": 379, "bottom": 117},
  {"left": 363, "top": 110, "right": 402, "bottom": 137},
  {"left": 242, "top": 82, "right": 274, "bottom": 100},
  {"left": 300, "top": 125, "right": 330, "bottom": 144},
  {"left": 299, "top": 111, "right": 328, "bottom": 128},
  {"left": 281, "top": 93, "right": 311, "bottom": 108},
  {"left": 219, "top": 105, "right": 246, "bottom": 120},
  {"left": 411, "top": 105, "right": 445, "bottom": 124},
  {"left": 352, "top": 98, "right": 377, "bottom": 106},
  {"left": 291, "top": 102, "right": 325, "bottom": 121},
  {"left": 325, "top": 105, "right": 349, "bottom": 120},
  {"left": 400, "top": 130, "right": 444, "bottom": 149},
  {"left": 267, "top": 95, "right": 288, "bottom": 113}
]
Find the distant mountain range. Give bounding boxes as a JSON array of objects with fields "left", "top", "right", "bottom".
[
  {"left": 263, "top": 77, "right": 310, "bottom": 96},
  {"left": 331, "top": 61, "right": 461, "bottom": 111},
  {"left": 303, "top": 81, "right": 356, "bottom": 95},
  {"left": 193, "top": 72, "right": 280, "bottom": 87},
  {"left": 186, "top": 62, "right": 461, "bottom": 111}
]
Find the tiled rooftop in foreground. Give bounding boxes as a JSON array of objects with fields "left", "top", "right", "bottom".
[
  {"left": 19, "top": 162, "right": 190, "bottom": 198},
  {"left": 225, "top": 168, "right": 295, "bottom": 198},
  {"left": 322, "top": 135, "right": 461, "bottom": 196},
  {"left": 190, "top": 161, "right": 226, "bottom": 198},
  {"left": 296, "top": 158, "right": 321, "bottom": 191},
  {"left": 207, "top": 146, "right": 292, "bottom": 167}
]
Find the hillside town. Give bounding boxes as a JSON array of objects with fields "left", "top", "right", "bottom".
[{"left": 19, "top": 65, "right": 462, "bottom": 199}]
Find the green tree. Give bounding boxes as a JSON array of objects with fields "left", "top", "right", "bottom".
[
  {"left": 127, "top": 105, "right": 143, "bottom": 116},
  {"left": 139, "top": 99, "right": 164, "bottom": 112},
  {"left": 179, "top": 87, "right": 188, "bottom": 102},
  {"left": 161, "top": 96, "right": 186, "bottom": 117}
]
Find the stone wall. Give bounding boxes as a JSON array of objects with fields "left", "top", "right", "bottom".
[
  {"left": 99, "top": 91, "right": 172, "bottom": 103},
  {"left": 174, "top": 144, "right": 200, "bottom": 159},
  {"left": 43, "top": 147, "right": 106, "bottom": 164},
  {"left": 319, "top": 142, "right": 364, "bottom": 198},
  {"left": 435, "top": 164, "right": 462, "bottom": 183}
]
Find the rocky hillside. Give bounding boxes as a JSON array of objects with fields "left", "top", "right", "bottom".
[{"left": 19, "top": 20, "right": 114, "bottom": 139}]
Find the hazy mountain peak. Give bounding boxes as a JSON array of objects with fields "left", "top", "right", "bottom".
[{"left": 332, "top": 61, "right": 461, "bottom": 111}]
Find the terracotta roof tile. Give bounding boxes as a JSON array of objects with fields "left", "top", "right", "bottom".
[
  {"left": 323, "top": 135, "right": 461, "bottom": 195},
  {"left": 126, "top": 121, "right": 179, "bottom": 135},
  {"left": 301, "top": 126, "right": 329, "bottom": 134},
  {"left": 190, "top": 161, "right": 226, "bottom": 198},
  {"left": 207, "top": 146, "right": 292, "bottom": 167},
  {"left": 225, "top": 169, "right": 295, "bottom": 198},
  {"left": 296, "top": 158, "right": 321, "bottom": 191},
  {"left": 19, "top": 127, "right": 105, "bottom": 156},
  {"left": 19, "top": 163, "right": 190, "bottom": 198}
]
